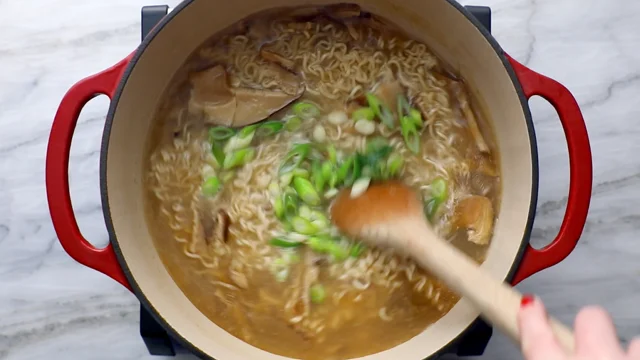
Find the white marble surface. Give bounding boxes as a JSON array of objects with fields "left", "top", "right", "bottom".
[{"left": 1, "top": 0, "right": 639, "bottom": 359}]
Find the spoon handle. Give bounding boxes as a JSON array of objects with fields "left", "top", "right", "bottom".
[{"left": 403, "top": 220, "right": 575, "bottom": 353}]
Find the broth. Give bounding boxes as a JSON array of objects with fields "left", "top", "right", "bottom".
[{"left": 144, "top": 5, "right": 500, "bottom": 360}]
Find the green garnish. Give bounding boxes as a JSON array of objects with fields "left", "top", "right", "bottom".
[
  {"left": 326, "top": 144, "right": 338, "bottom": 165},
  {"left": 310, "top": 284, "right": 326, "bottom": 304},
  {"left": 257, "top": 120, "right": 284, "bottom": 137},
  {"left": 280, "top": 143, "right": 312, "bottom": 174},
  {"left": 292, "top": 168, "right": 310, "bottom": 179},
  {"left": 366, "top": 93, "right": 395, "bottom": 128},
  {"left": 211, "top": 142, "right": 225, "bottom": 168},
  {"left": 311, "top": 160, "right": 325, "bottom": 193},
  {"left": 307, "top": 236, "right": 349, "bottom": 260},
  {"left": 293, "top": 101, "right": 320, "bottom": 119},
  {"left": 283, "top": 193, "right": 298, "bottom": 219},
  {"left": 425, "top": 177, "right": 448, "bottom": 220},
  {"left": 400, "top": 115, "right": 420, "bottom": 154},
  {"left": 201, "top": 176, "right": 221, "bottom": 197},
  {"left": 293, "top": 177, "right": 321, "bottom": 206},
  {"left": 352, "top": 107, "right": 375, "bottom": 121},
  {"left": 223, "top": 148, "right": 255, "bottom": 170},
  {"left": 386, "top": 153, "right": 404, "bottom": 177},
  {"left": 273, "top": 196, "right": 285, "bottom": 219},
  {"left": 284, "top": 115, "right": 303, "bottom": 131},
  {"left": 291, "top": 216, "right": 319, "bottom": 235},
  {"left": 208, "top": 127, "right": 235, "bottom": 141},
  {"left": 350, "top": 242, "right": 366, "bottom": 258},
  {"left": 239, "top": 123, "right": 259, "bottom": 138},
  {"left": 269, "top": 237, "right": 304, "bottom": 248}
]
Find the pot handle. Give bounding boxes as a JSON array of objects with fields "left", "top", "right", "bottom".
[
  {"left": 46, "top": 55, "right": 133, "bottom": 291},
  {"left": 507, "top": 56, "right": 592, "bottom": 285}
]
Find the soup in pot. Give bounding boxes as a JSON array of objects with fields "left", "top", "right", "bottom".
[{"left": 144, "top": 5, "right": 500, "bottom": 360}]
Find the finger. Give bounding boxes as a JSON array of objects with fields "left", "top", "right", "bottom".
[
  {"left": 627, "top": 337, "right": 640, "bottom": 359},
  {"left": 574, "top": 306, "right": 626, "bottom": 358},
  {"left": 517, "top": 295, "right": 566, "bottom": 360}
]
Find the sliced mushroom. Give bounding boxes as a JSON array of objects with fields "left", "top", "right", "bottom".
[
  {"left": 453, "top": 195, "right": 494, "bottom": 245},
  {"left": 372, "top": 68, "right": 403, "bottom": 112},
  {"left": 260, "top": 48, "right": 296, "bottom": 71},
  {"left": 449, "top": 81, "right": 490, "bottom": 153},
  {"left": 188, "top": 65, "right": 304, "bottom": 127},
  {"left": 198, "top": 197, "right": 230, "bottom": 245}
]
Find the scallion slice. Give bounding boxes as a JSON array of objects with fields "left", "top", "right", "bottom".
[
  {"left": 208, "top": 127, "right": 235, "bottom": 141},
  {"left": 291, "top": 216, "right": 319, "bottom": 235},
  {"left": 352, "top": 107, "right": 375, "bottom": 121},
  {"left": 223, "top": 148, "right": 255, "bottom": 170},
  {"left": 284, "top": 115, "right": 303, "bottom": 131},
  {"left": 366, "top": 93, "right": 395, "bottom": 128},
  {"left": 293, "top": 101, "right": 320, "bottom": 119},
  {"left": 257, "top": 120, "right": 284, "bottom": 137},
  {"left": 269, "top": 237, "right": 304, "bottom": 248},
  {"left": 202, "top": 176, "right": 221, "bottom": 197},
  {"left": 400, "top": 115, "right": 420, "bottom": 154},
  {"left": 293, "top": 177, "right": 321, "bottom": 206}
]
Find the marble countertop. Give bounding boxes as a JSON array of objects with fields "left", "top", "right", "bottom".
[{"left": 1, "top": 0, "right": 639, "bottom": 359}]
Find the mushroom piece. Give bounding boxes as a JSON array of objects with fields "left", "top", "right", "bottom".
[
  {"left": 449, "top": 81, "right": 490, "bottom": 154},
  {"left": 372, "top": 68, "right": 404, "bottom": 112},
  {"left": 326, "top": 3, "right": 361, "bottom": 19},
  {"left": 188, "top": 64, "right": 304, "bottom": 127},
  {"left": 453, "top": 195, "right": 494, "bottom": 245},
  {"left": 198, "top": 197, "right": 230, "bottom": 245}
]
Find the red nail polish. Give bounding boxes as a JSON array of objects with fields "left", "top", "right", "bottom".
[{"left": 521, "top": 294, "right": 535, "bottom": 307}]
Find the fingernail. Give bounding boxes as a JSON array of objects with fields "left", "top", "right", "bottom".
[{"left": 520, "top": 294, "right": 535, "bottom": 308}]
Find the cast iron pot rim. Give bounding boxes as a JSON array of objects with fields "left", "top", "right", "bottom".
[{"left": 99, "top": 1, "right": 540, "bottom": 358}]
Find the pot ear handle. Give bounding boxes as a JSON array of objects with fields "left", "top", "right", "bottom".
[
  {"left": 506, "top": 55, "right": 592, "bottom": 285},
  {"left": 46, "top": 55, "right": 134, "bottom": 291}
]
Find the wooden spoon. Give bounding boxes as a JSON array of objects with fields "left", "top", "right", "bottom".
[{"left": 330, "top": 180, "right": 575, "bottom": 353}]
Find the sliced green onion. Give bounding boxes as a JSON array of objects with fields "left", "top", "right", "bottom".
[
  {"left": 280, "top": 143, "right": 312, "bottom": 174},
  {"left": 284, "top": 115, "right": 303, "bottom": 131},
  {"left": 202, "top": 164, "right": 216, "bottom": 179},
  {"left": 400, "top": 115, "right": 420, "bottom": 154},
  {"left": 202, "top": 176, "right": 221, "bottom": 197},
  {"left": 269, "top": 237, "right": 304, "bottom": 248},
  {"left": 425, "top": 198, "right": 438, "bottom": 221},
  {"left": 326, "top": 144, "right": 338, "bottom": 165},
  {"left": 283, "top": 193, "right": 298, "bottom": 219},
  {"left": 224, "top": 132, "right": 255, "bottom": 153},
  {"left": 352, "top": 107, "right": 375, "bottom": 121},
  {"left": 309, "top": 210, "right": 330, "bottom": 229},
  {"left": 350, "top": 177, "right": 371, "bottom": 198},
  {"left": 221, "top": 171, "right": 235, "bottom": 183},
  {"left": 208, "top": 126, "right": 235, "bottom": 141},
  {"left": 279, "top": 172, "right": 294, "bottom": 187},
  {"left": 350, "top": 242, "right": 366, "bottom": 258},
  {"left": 410, "top": 108, "right": 423, "bottom": 127},
  {"left": 293, "top": 101, "right": 320, "bottom": 119},
  {"left": 397, "top": 94, "right": 412, "bottom": 118},
  {"left": 298, "top": 205, "right": 312, "bottom": 220},
  {"left": 291, "top": 216, "right": 319, "bottom": 235},
  {"left": 336, "top": 155, "right": 361, "bottom": 187},
  {"left": 223, "top": 148, "right": 255, "bottom": 170},
  {"left": 324, "top": 188, "right": 339, "bottom": 199},
  {"left": 310, "top": 284, "right": 326, "bottom": 304},
  {"left": 366, "top": 93, "right": 395, "bottom": 128},
  {"left": 387, "top": 153, "right": 404, "bottom": 177},
  {"left": 329, "top": 172, "right": 338, "bottom": 188},
  {"left": 273, "top": 196, "right": 284, "bottom": 219},
  {"left": 293, "top": 177, "right": 321, "bottom": 206},
  {"left": 307, "top": 236, "right": 349, "bottom": 260},
  {"left": 239, "top": 123, "right": 260, "bottom": 138},
  {"left": 431, "top": 177, "right": 448, "bottom": 203},
  {"left": 292, "top": 168, "right": 310, "bottom": 179},
  {"left": 311, "top": 160, "right": 325, "bottom": 193},
  {"left": 321, "top": 161, "right": 333, "bottom": 182},
  {"left": 257, "top": 120, "right": 284, "bottom": 137},
  {"left": 366, "top": 137, "right": 389, "bottom": 154},
  {"left": 211, "top": 142, "right": 225, "bottom": 168}
]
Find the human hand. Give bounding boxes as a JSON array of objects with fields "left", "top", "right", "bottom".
[{"left": 517, "top": 295, "right": 640, "bottom": 360}]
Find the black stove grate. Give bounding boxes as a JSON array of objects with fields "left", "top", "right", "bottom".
[{"left": 137, "top": 4, "right": 494, "bottom": 358}]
